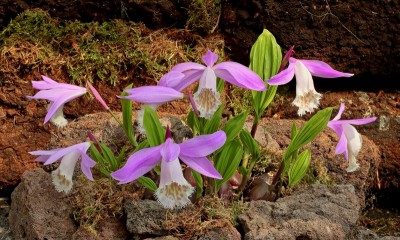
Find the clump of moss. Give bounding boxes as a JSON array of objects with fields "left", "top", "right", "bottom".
[
  {"left": 0, "top": 9, "right": 225, "bottom": 86},
  {"left": 186, "top": 0, "right": 221, "bottom": 34},
  {"left": 70, "top": 175, "right": 140, "bottom": 230}
]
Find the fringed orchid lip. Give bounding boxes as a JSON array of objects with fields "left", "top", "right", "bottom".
[
  {"left": 111, "top": 131, "right": 227, "bottom": 209},
  {"left": 327, "top": 103, "right": 377, "bottom": 172},
  {"left": 27, "top": 75, "right": 86, "bottom": 127},
  {"left": 29, "top": 142, "right": 96, "bottom": 193},
  {"left": 268, "top": 57, "right": 353, "bottom": 116}
]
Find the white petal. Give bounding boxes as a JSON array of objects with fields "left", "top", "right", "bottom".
[
  {"left": 193, "top": 88, "right": 221, "bottom": 119},
  {"left": 51, "top": 151, "right": 79, "bottom": 193},
  {"left": 49, "top": 103, "right": 68, "bottom": 128},
  {"left": 343, "top": 124, "right": 362, "bottom": 172},
  {"left": 292, "top": 61, "right": 322, "bottom": 116},
  {"left": 155, "top": 158, "right": 194, "bottom": 209}
]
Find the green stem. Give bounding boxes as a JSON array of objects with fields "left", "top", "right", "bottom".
[{"left": 108, "top": 109, "right": 123, "bottom": 127}]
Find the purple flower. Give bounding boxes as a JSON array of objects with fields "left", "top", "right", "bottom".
[
  {"left": 327, "top": 103, "right": 376, "bottom": 172},
  {"left": 29, "top": 142, "right": 96, "bottom": 193},
  {"left": 268, "top": 57, "right": 353, "bottom": 116},
  {"left": 111, "top": 130, "right": 226, "bottom": 209},
  {"left": 119, "top": 84, "right": 184, "bottom": 133},
  {"left": 27, "top": 75, "right": 86, "bottom": 127},
  {"left": 159, "top": 50, "right": 266, "bottom": 119}
]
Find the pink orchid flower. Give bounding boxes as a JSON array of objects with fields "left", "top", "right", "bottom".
[
  {"left": 159, "top": 50, "right": 266, "bottom": 119},
  {"left": 268, "top": 58, "right": 353, "bottom": 116},
  {"left": 28, "top": 75, "right": 86, "bottom": 127},
  {"left": 327, "top": 103, "right": 377, "bottom": 172},
  {"left": 29, "top": 142, "right": 96, "bottom": 193},
  {"left": 111, "top": 129, "right": 226, "bottom": 209}
]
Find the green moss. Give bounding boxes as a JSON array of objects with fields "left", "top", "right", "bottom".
[
  {"left": 186, "top": 0, "right": 221, "bottom": 34},
  {"left": 0, "top": 9, "right": 225, "bottom": 86}
]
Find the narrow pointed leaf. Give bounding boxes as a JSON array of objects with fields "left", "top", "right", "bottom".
[
  {"left": 215, "top": 140, "right": 243, "bottom": 190},
  {"left": 121, "top": 84, "right": 137, "bottom": 146},
  {"left": 288, "top": 149, "right": 311, "bottom": 187},
  {"left": 192, "top": 170, "right": 203, "bottom": 198},
  {"left": 223, "top": 111, "right": 248, "bottom": 143},
  {"left": 137, "top": 176, "right": 157, "bottom": 191},
  {"left": 143, "top": 106, "right": 166, "bottom": 146},
  {"left": 203, "top": 105, "right": 223, "bottom": 134},
  {"left": 239, "top": 129, "right": 260, "bottom": 159}
]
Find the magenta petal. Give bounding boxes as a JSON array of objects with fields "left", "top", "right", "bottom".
[
  {"left": 179, "top": 131, "right": 226, "bottom": 157},
  {"left": 121, "top": 86, "right": 184, "bottom": 104},
  {"left": 334, "top": 117, "right": 377, "bottom": 126},
  {"left": 268, "top": 58, "right": 296, "bottom": 85},
  {"left": 332, "top": 103, "right": 346, "bottom": 121},
  {"left": 111, "top": 146, "right": 162, "bottom": 184},
  {"left": 44, "top": 142, "right": 90, "bottom": 165},
  {"left": 171, "top": 62, "right": 205, "bottom": 73},
  {"left": 179, "top": 155, "right": 222, "bottom": 179},
  {"left": 214, "top": 62, "right": 267, "bottom": 91},
  {"left": 160, "top": 139, "right": 180, "bottom": 162},
  {"left": 158, "top": 71, "right": 185, "bottom": 88},
  {"left": 300, "top": 59, "right": 354, "bottom": 78},
  {"left": 202, "top": 50, "right": 218, "bottom": 67},
  {"left": 44, "top": 89, "right": 86, "bottom": 123},
  {"left": 167, "top": 68, "right": 204, "bottom": 91},
  {"left": 80, "top": 153, "right": 96, "bottom": 180}
]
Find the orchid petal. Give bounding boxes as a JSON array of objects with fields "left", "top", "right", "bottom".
[
  {"left": 155, "top": 158, "right": 194, "bottom": 209},
  {"left": 171, "top": 62, "right": 205, "bottom": 73},
  {"left": 121, "top": 86, "right": 184, "bottom": 104},
  {"left": 267, "top": 58, "right": 296, "bottom": 85},
  {"left": 44, "top": 142, "right": 90, "bottom": 165},
  {"left": 333, "top": 117, "right": 377, "bottom": 126},
  {"left": 179, "top": 155, "right": 222, "bottom": 179},
  {"left": 213, "top": 62, "right": 267, "bottom": 91},
  {"left": 80, "top": 153, "right": 96, "bottom": 180},
  {"left": 300, "top": 59, "right": 354, "bottom": 78},
  {"left": 332, "top": 103, "right": 346, "bottom": 121},
  {"left": 169, "top": 69, "right": 204, "bottom": 91},
  {"left": 179, "top": 131, "right": 226, "bottom": 157},
  {"left": 158, "top": 71, "right": 185, "bottom": 88},
  {"left": 202, "top": 50, "right": 218, "bottom": 67},
  {"left": 160, "top": 138, "right": 180, "bottom": 162},
  {"left": 111, "top": 146, "right": 162, "bottom": 184}
]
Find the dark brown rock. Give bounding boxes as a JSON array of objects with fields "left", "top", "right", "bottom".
[{"left": 8, "top": 168, "right": 77, "bottom": 240}]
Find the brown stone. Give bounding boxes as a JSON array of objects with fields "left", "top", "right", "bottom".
[{"left": 9, "top": 168, "right": 77, "bottom": 240}]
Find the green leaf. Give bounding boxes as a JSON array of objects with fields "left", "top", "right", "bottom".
[
  {"left": 135, "top": 139, "right": 149, "bottom": 152},
  {"left": 288, "top": 149, "right": 312, "bottom": 187},
  {"left": 89, "top": 143, "right": 105, "bottom": 164},
  {"left": 192, "top": 170, "right": 203, "bottom": 199},
  {"left": 250, "top": 29, "right": 282, "bottom": 119},
  {"left": 285, "top": 107, "right": 333, "bottom": 159},
  {"left": 282, "top": 107, "right": 333, "bottom": 175},
  {"left": 137, "top": 176, "right": 157, "bottom": 191},
  {"left": 143, "top": 105, "right": 166, "bottom": 147},
  {"left": 121, "top": 84, "right": 137, "bottom": 146},
  {"left": 100, "top": 143, "right": 118, "bottom": 170},
  {"left": 217, "top": 77, "right": 224, "bottom": 93},
  {"left": 222, "top": 111, "right": 248, "bottom": 143},
  {"left": 239, "top": 129, "right": 260, "bottom": 159},
  {"left": 187, "top": 110, "right": 200, "bottom": 135},
  {"left": 291, "top": 122, "right": 298, "bottom": 139},
  {"left": 203, "top": 105, "right": 223, "bottom": 134},
  {"left": 116, "top": 146, "right": 126, "bottom": 166},
  {"left": 215, "top": 140, "right": 243, "bottom": 190}
]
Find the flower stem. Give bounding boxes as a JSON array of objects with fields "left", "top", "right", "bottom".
[{"left": 108, "top": 109, "right": 124, "bottom": 127}]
